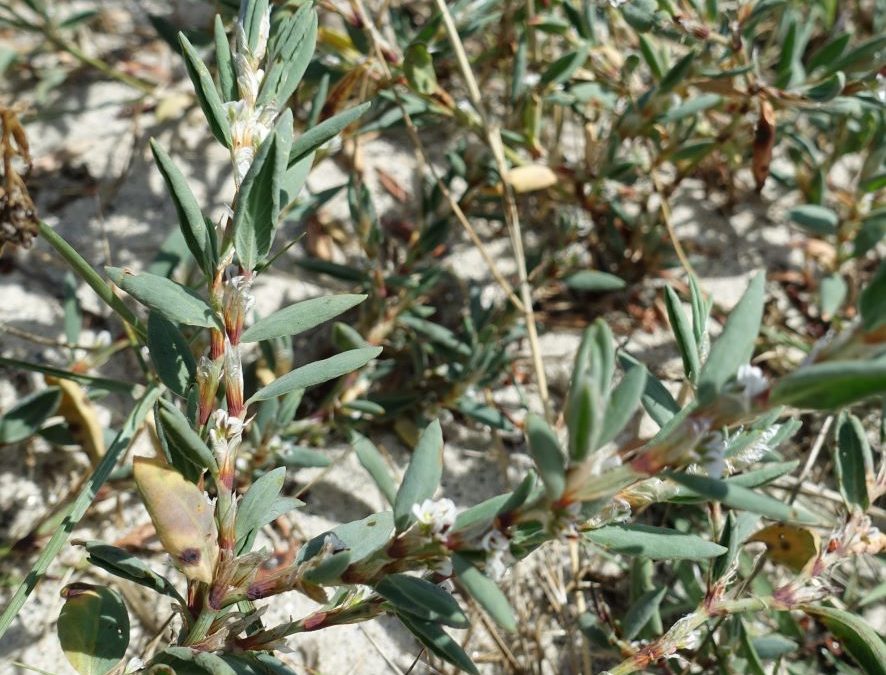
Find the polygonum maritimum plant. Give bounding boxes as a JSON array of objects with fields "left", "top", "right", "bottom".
[{"left": 1, "top": 1, "right": 885, "bottom": 674}]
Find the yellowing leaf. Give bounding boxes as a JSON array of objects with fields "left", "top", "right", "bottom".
[
  {"left": 47, "top": 376, "right": 105, "bottom": 466},
  {"left": 133, "top": 457, "right": 218, "bottom": 583},
  {"left": 749, "top": 523, "right": 821, "bottom": 574},
  {"left": 505, "top": 165, "right": 558, "bottom": 193}
]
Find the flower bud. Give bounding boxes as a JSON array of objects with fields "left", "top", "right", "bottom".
[
  {"left": 223, "top": 275, "right": 255, "bottom": 345},
  {"left": 196, "top": 356, "right": 223, "bottom": 426},
  {"left": 224, "top": 342, "right": 245, "bottom": 418}
]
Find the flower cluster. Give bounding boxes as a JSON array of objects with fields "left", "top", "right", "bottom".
[
  {"left": 411, "top": 498, "right": 456, "bottom": 541},
  {"left": 480, "top": 529, "right": 514, "bottom": 581}
]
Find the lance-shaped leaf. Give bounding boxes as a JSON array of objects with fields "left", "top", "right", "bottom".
[
  {"left": 0, "top": 387, "right": 60, "bottom": 445},
  {"left": 664, "top": 285, "right": 700, "bottom": 382},
  {"left": 397, "top": 613, "right": 479, "bottom": 675},
  {"left": 288, "top": 102, "right": 372, "bottom": 166},
  {"left": 263, "top": 5, "right": 317, "bottom": 105},
  {"left": 404, "top": 43, "right": 438, "bottom": 95},
  {"left": 769, "top": 361, "right": 886, "bottom": 410},
  {"left": 147, "top": 313, "right": 196, "bottom": 397},
  {"left": 525, "top": 413, "right": 566, "bottom": 500},
  {"left": 235, "top": 467, "right": 304, "bottom": 554},
  {"left": 711, "top": 512, "right": 759, "bottom": 581},
  {"left": 179, "top": 33, "right": 231, "bottom": 147},
  {"left": 106, "top": 268, "right": 218, "bottom": 329},
  {"left": 835, "top": 413, "right": 873, "bottom": 510},
  {"left": 585, "top": 524, "right": 727, "bottom": 560},
  {"left": 156, "top": 399, "right": 217, "bottom": 474},
  {"left": 859, "top": 260, "right": 886, "bottom": 331},
  {"left": 241, "top": 294, "right": 367, "bottom": 343},
  {"left": 666, "top": 472, "right": 818, "bottom": 523},
  {"left": 801, "top": 605, "right": 886, "bottom": 675},
  {"left": 133, "top": 457, "right": 219, "bottom": 583},
  {"left": 619, "top": 353, "right": 679, "bottom": 427},
  {"left": 149, "top": 140, "right": 213, "bottom": 274},
  {"left": 622, "top": 585, "right": 667, "bottom": 640},
  {"left": 351, "top": 431, "right": 397, "bottom": 505},
  {"left": 247, "top": 346, "right": 382, "bottom": 403},
  {"left": 564, "top": 270, "right": 626, "bottom": 292},
  {"left": 598, "top": 365, "right": 647, "bottom": 447},
  {"left": 376, "top": 574, "right": 468, "bottom": 628},
  {"left": 452, "top": 553, "right": 517, "bottom": 631},
  {"left": 58, "top": 583, "right": 129, "bottom": 675},
  {"left": 394, "top": 419, "right": 444, "bottom": 531},
  {"left": 659, "top": 50, "right": 695, "bottom": 93},
  {"left": 234, "top": 110, "right": 293, "bottom": 271},
  {"left": 698, "top": 273, "right": 765, "bottom": 401},
  {"left": 789, "top": 204, "right": 838, "bottom": 235},
  {"left": 213, "top": 14, "right": 237, "bottom": 102},
  {"left": 78, "top": 541, "right": 186, "bottom": 606}
]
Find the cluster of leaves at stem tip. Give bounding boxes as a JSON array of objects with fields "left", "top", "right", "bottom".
[{"left": 1, "top": 1, "right": 886, "bottom": 674}]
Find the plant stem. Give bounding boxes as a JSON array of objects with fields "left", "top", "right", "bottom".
[{"left": 184, "top": 606, "right": 219, "bottom": 645}]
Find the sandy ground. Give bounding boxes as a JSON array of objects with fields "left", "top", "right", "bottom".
[{"left": 1, "top": 4, "right": 872, "bottom": 674}]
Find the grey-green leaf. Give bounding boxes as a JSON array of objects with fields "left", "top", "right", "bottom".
[
  {"left": 666, "top": 472, "right": 818, "bottom": 523},
  {"left": 584, "top": 524, "right": 727, "bottom": 559},
  {"left": 622, "top": 585, "right": 667, "bottom": 640},
  {"left": 769, "top": 361, "right": 886, "bottom": 410},
  {"left": 698, "top": 273, "right": 765, "bottom": 401},
  {"left": 147, "top": 313, "right": 196, "bottom": 397},
  {"left": 526, "top": 413, "right": 566, "bottom": 500},
  {"left": 79, "top": 541, "right": 185, "bottom": 605},
  {"left": 58, "top": 584, "right": 130, "bottom": 675},
  {"left": 598, "top": 365, "right": 647, "bottom": 447},
  {"left": 241, "top": 294, "right": 366, "bottom": 343},
  {"left": 564, "top": 270, "right": 626, "bottom": 292},
  {"left": 179, "top": 33, "right": 231, "bottom": 148},
  {"left": 236, "top": 467, "right": 303, "bottom": 553},
  {"left": 834, "top": 413, "right": 873, "bottom": 510},
  {"left": 788, "top": 204, "right": 839, "bottom": 235},
  {"left": 149, "top": 140, "right": 213, "bottom": 274},
  {"left": 351, "top": 431, "right": 397, "bottom": 505},
  {"left": 664, "top": 285, "right": 700, "bottom": 382},
  {"left": 376, "top": 574, "right": 468, "bottom": 628},
  {"left": 452, "top": 553, "right": 517, "bottom": 631},
  {"left": 393, "top": 419, "right": 444, "bottom": 531},
  {"left": 247, "top": 346, "right": 382, "bottom": 403},
  {"left": 801, "top": 605, "right": 886, "bottom": 675},
  {"left": 106, "top": 267, "right": 218, "bottom": 328},
  {"left": 288, "top": 102, "right": 371, "bottom": 166},
  {"left": 397, "top": 613, "right": 479, "bottom": 675},
  {"left": 859, "top": 260, "right": 886, "bottom": 331},
  {"left": 0, "top": 387, "right": 60, "bottom": 445},
  {"left": 157, "top": 399, "right": 217, "bottom": 474}
]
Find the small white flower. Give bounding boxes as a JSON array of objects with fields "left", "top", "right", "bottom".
[
  {"left": 736, "top": 364, "right": 768, "bottom": 398},
  {"left": 432, "top": 558, "right": 453, "bottom": 577},
  {"left": 94, "top": 330, "right": 112, "bottom": 347},
  {"left": 233, "top": 145, "right": 255, "bottom": 183},
  {"left": 124, "top": 658, "right": 145, "bottom": 674},
  {"left": 480, "top": 529, "right": 510, "bottom": 552},
  {"left": 701, "top": 431, "right": 728, "bottom": 479},
  {"left": 877, "top": 73, "right": 886, "bottom": 104},
  {"left": 211, "top": 408, "right": 245, "bottom": 440},
  {"left": 411, "top": 498, "right": 457, "bottom": 538}
]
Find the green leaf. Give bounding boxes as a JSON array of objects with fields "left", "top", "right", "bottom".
[
  {"left": 452, "top": 553, "right": 517, "bottom": 631},
  {"left": 0, "top": 388, "right": 60, "bottom": 445},
  {"left": 819, "top": 273, "right": 847, "bottom": 320},
  {"left": 157, "top": 399, "right": 217, "bottom": 474},
  {"left": 275, "top": 445, "right": 331, "bottom": 469},
  {"left": 659, "top": 50, "right": 695, "bottom": 93},
  {"left": 666, "top": 472, "right": 817, "bottom": 523},
  {"left": 526, "top": 413, "right": 566, "bottom": 500},
  {"left": 622, "top": 585, "right": 667, "bottom": 640},
  {"left": 539, "top": 46, "right": 589, "bottom": 87},
  {"left": 79, "top": 541, "right": 186, "bottom": 606},
  {"left": 598, "top": 365, "right": 647, "bottom": 447},
  {"left": 397, "top": 613, "right": 479, "bottom": 675},
  {"left": 38, "top": 222, "right": 142, "bottom": 335},
  {"left": 247, "top": 346, "right": 382, "bottom": 403},
  {"left": 564, "top": 270, "right": 626, "bottom": 292},
  {"left": 147, "top": 313, "right": 196, "bottom": 397},
  {"left": 660, "top": 93, "right": 722, "bottom": 122},
  {"left": 801, "top": 605, "right": 886, "bottom": 675},
  {"left": 584, "top": 524, "right": 727, "bottom": 559},
  {"left": 376, "top": 574, "right": 468, "bottom": 628},
  {"left": 788, "top": 204, "right": 839, "bottom": 235},
  {"left": 853, "top": 212, "right": 886, "bottom": 257},
  {"left": 619, "top": 353, "right": 679, "bottom": 427},
  {"left": 214, "top": 14, "right": 237, "bottom": 101},
  {"left": 234, "top": 109, "right": 293, "bottom": 271},
  {"left": 239, "top": 0, "right": 268, "bottom": 55},
  {"left": 152, "top": 647, "right": 238, "bottom": 675},
  {"left": 0, "top": 387, "right": 160, "bottom": 640},
  {"left": 769, "top": 361, "right": 886, "bottom": 409},
  {"left": 58, "top": 584, "right": 129, "bottom": 675},
  {"left": 711, "top": 512, "right": 759, "bottom": 581},
  {"left": 351, "top": 431, "right": 397, "bottom": 505},
  {"left": 297, "top": 512, "right": 394, "bottom": 570},
  {"left": 179, "top": 33, "right": 231, "bottom": 147},
  {"left": 63, "top": 272, "right": 82, "bottom": 346},
  {"left": 106, "top": 267, "right": 218, "bottom": 328},
  {"left": 698, "top": 273, "right": 765, "bottom": 401},
  {"left": 805, "top": 71, "right": 845, "bottom": 101},
  {"left": 262, "top": 4, "right": 317, "bottom": 105},
  {"left": 149, "top": 140, "right": 213, "bottom": 274},
  {"left": 664, "top": 285, "right": 700, "bottom": 382},
  {"left": 859, "top": 260, "right": 886, "bottom": 331},
  {"left": 236, "top": 467, "right": 304, "bottom": 553},
  {"left": 288, "top": 102, "right": 371, "bottom": 166},
  {"left": 834, "top": 412, "right": 873, "bottom": 510},
  {"left": 241, "top": 294, "right": 366, "bottom": 342},
  {"left": 393, "top": 420, "right": 444, "bottom": 531},
  {"left": 404, "top": 43, "right": 437, "bottom": 94}
]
